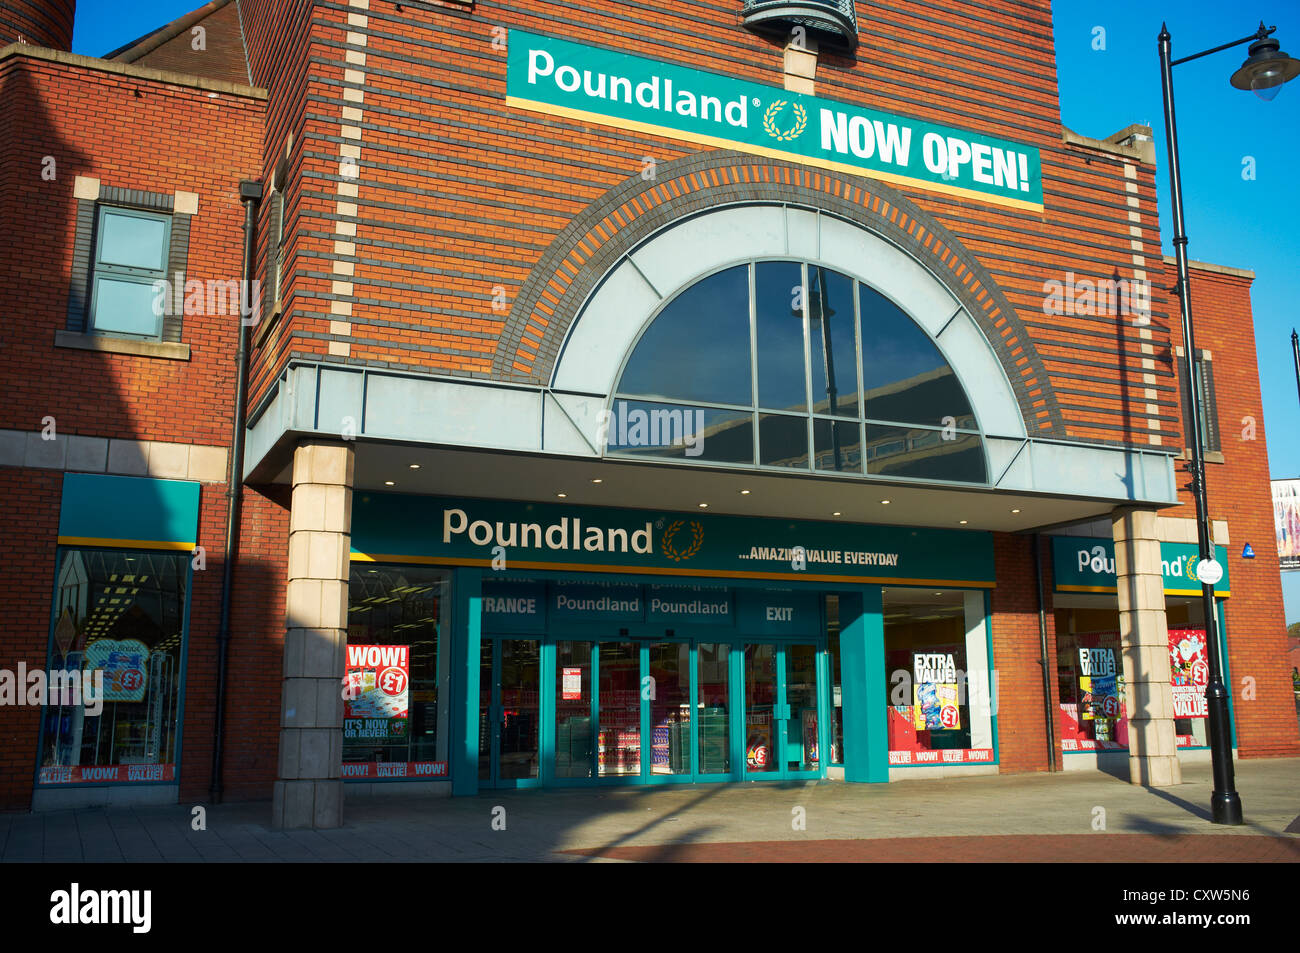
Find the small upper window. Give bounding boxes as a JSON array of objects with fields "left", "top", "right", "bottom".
[{"left": 89, "top": 206, "right": 170, "bottom": 339}]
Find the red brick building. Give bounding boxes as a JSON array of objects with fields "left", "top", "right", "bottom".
[{"left": 0, "top": 0, "right": 1294, "bottom": 825}]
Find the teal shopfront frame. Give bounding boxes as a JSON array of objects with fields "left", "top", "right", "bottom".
[
  {"left": 350, "top": 491, "right": 999, "bottom": 795},
  {"left": 449, "top": 567, "right": 890, "bottom": 795}
]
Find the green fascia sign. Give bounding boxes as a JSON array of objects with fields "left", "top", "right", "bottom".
[
  {"left": 351, "top": 493, "right": 996, "bottom": 588},
  {"left": 506, "top": 29, "right": 1044, "bottom": 211},
  {"left": 1052, "top": 536, "right": 1230, "bottom": 597}
]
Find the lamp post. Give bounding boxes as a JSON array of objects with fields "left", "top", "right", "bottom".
[
  {"left": 1292, "top": 329, "right": 1300, "bottom": 411},
  {"left": 1158, "top": 20, "right": 1300, "bottom": 825}
]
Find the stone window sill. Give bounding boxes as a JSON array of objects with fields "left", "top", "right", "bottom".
[
  {"left": 1179, "top": 449, "right": 1225, "bottom": 465},
  {"left": 55, "top": 330, "right": 190, "bottom": 361}
]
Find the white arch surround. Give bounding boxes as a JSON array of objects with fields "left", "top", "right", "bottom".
[{"left": 550, "top": 203, "right": 1028, "bottom": 445}]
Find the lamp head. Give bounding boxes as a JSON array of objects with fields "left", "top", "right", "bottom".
[{"left": 1230, "top": 30, "right": 1300, "bottom": 100}]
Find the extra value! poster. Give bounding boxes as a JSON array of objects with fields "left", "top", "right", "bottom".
[
  {"left": 343, "top": 644, "right": 409, "bottom": 741},
  {"left": 912, "top": 652, "right": 961, "bottom": 730}
]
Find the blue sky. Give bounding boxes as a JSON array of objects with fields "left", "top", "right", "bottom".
[{"left": 72, "top": 1, "right": 1300, "bottom": 620}]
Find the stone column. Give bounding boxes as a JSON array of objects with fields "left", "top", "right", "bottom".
[
  {"left": 272, "top": 441, "right": 354, "bottom": 829},
  {"left": 1112, "top": 507, "right": 1181, "bottom": 787}
]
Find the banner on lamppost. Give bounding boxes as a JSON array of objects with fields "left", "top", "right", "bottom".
[{"left": 1272, "top": 479, "right": 1300, "bottom": 571}]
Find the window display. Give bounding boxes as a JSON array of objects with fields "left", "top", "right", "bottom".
[
  {"left": 883, "top": 588, "right": 994, "bottom": 765},
  {"left": 345, "top": 565, "right": 451, "bottom": 777},
  {"left": 39, "top": 548, "right": 188, "bottom": 784},
  {"left": 1056, "top": 600, "right": 1215, "bottom": 751}
]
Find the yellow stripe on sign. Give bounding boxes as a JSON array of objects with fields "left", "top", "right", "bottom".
[
  {"left": 505, "top": 96, "right": 1047, "bottom": 214},
  {"left": 349, "top": 552, "right": 996, "bottom": 588},
  {"left": 59, "top": 536, "right": 195, "bottom": 551}
]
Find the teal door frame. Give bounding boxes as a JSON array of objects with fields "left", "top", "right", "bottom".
[
  {"left": 452, "top": 567, "right": 902, "bottom": 794},
  {"left": 736, "top": 638, "right": 828, "bottom": 781},
  {"left": 478, "top": 635, "right": 543, "bottom": 790}
]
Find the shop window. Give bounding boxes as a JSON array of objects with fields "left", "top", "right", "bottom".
[
  {"left": 612, "top": 259, "right": 986, "bottom": 484},
  {"left": 39, "top": 548, "right": 189, "bottom": 783},
  {"left": 1056, "top": 601, "right": 1214, "bottom": 751},
  {"left": 89, "top": 207, "right": 171, "bottom": 339},
  {"left": 883, "top": 588, "right": 995, "bottom": 765},
  {"left": 345, "top": 565, "right": 451, "bottom": 775}
]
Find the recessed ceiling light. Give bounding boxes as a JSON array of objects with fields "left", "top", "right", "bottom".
[
  {"left": 959, "top": 519, "right": 968, "bottom": 524},
  {"left": 698, "top": 502, "right": 709, "bottom": 508},
  {"left": 384, "top": 481, "right": 395, "bottom": 486},
  {"left": 1011, "top": 508, "right": 1021, "bottom": 514},
  {"left": 880, "top": 499, "right": 890, "bottom": 505},
  {"left": 832, "top": 511, "right": 841, "bottom": 517},
  {"left": 557, "top": 492, "right": 567, "bottom": 498},
  {"left": 409, "top": 464, "right": 420, "bottom": 469},
  {"left": 739, "top": 489, "right": 751, "bottom": 495},
  {"left": 591, "top": 478, "right": 602, "bottom": 484}
]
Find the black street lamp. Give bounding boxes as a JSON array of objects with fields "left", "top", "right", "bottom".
[{"left": 1158, "top": 20, "right": 1300, "bottom": 825}]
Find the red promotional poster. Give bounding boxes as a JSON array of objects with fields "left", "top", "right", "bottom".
[
  {"left": 1168, "top": 627, "right": 1210, "bottom": 719},
  {"left": 343, "top": 644, "right": 410, "bottom": 727}
]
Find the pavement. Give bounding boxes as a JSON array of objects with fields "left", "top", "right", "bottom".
[{"left": 2, "top": 758, "right": 1298, "bottom": 862}]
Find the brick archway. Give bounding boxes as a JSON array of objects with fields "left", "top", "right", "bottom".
[{"left": 495, "top": 150, "right": 1063, "bottom": 436}]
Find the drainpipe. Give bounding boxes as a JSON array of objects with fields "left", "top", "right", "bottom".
[
  {"left": 210, "top": 179, "right": 263, "bottom": 803},
  {"left": 1032, "top": 534, "right": 1057, "bottom": 772}
]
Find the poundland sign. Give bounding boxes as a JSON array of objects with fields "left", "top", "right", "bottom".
[
  {"left": 351, "top": 493, "right": 995, "bottom": 587},
  {"left": 506, "top": 30, "right": 1044, "bottom": 211}
]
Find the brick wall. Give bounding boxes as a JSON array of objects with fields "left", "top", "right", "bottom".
[
  {"left": 241, "top": 0, "right": 1176, "bottom": 453},
  {"left": 0, "top": 468, "right": 61, "bottom": 810},
  {"left": 0, "top": 0, "right": 74, "bottom": 51},
  {"left": 0, "top": 50, "right": 268, "bottom": 809},
  {"left": 1161, "top": 265, "right": 1300, "bottom": 757},
  {"left": 0, "top": 53, "right": 264, "bottom": 445},
  {"left": 170, "top": 484, "right": 290, "bottom": 804},
  {"left": 990, "top": 532, "right": 1062, "bottom": 773}
]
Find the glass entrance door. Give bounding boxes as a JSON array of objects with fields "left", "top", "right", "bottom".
[
  {"left": 597, "top": 641, "right": 640, "bottom": 778},
  {"left": 743, "top": 642, "right": 823, "bottom": 779},
  {"left": 478, "top": 638, "right": 540, "bottom": 788},
  {"left": 783, "top": 643, "right": 821, "bottom": 776}
]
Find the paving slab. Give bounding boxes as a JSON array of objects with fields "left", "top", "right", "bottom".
[{"left": 2, "top": 758, "right": 1296, "bottom": 862}]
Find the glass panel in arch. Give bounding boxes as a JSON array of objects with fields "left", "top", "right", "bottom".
[
  {"left": 865, "top": 424, "right": 985, "bottom": 483},
  {"left": 617, "top": 264, "right": 752, "bottom": 406},
  {"left": 758, "top": 413, "right": 809, "bottom": 469},
  {"left": 859, "top": 284, "right": 976, "bottom": 429},
  {"left": 808, "top": 266, "right": 859, "bottom": 417},
  {"left": 606, "top": 399, "right": 754, "bottom": 465},
  {"left": 813, "top": 418, "right": 863, "bottom": 473},
  {"left": 755, "top": 261, "right": 808, "bottom": 412}
]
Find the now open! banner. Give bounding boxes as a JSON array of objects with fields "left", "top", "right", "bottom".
[{"left": 506, "top": 29, "right": 1044, "bottom": 211}]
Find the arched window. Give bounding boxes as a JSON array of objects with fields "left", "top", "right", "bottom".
[{"left": 608, "top": 260, "right": 987, "bottom": 484}]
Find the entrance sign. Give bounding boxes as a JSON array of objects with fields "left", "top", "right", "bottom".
[
  {"left": 506, "top": 30, "right": 1044, "bottom": 212},
  {"left": 353, "top": 493, "right": 996, "bottom": 588}
]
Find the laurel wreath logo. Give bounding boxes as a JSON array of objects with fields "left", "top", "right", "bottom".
[
  {"left": 763, "top": 101, "right": 807, "bottom": 142},
  {"left": 661, "top": 519, "right": 704, "bottom": 561}
]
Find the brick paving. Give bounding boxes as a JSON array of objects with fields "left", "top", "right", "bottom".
[
  {"left": 564, "top": 834, "right": 1300, "bottom": 863},
  {"left": 1, "top": 758, "right": 1296, "bottom": 863}
]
